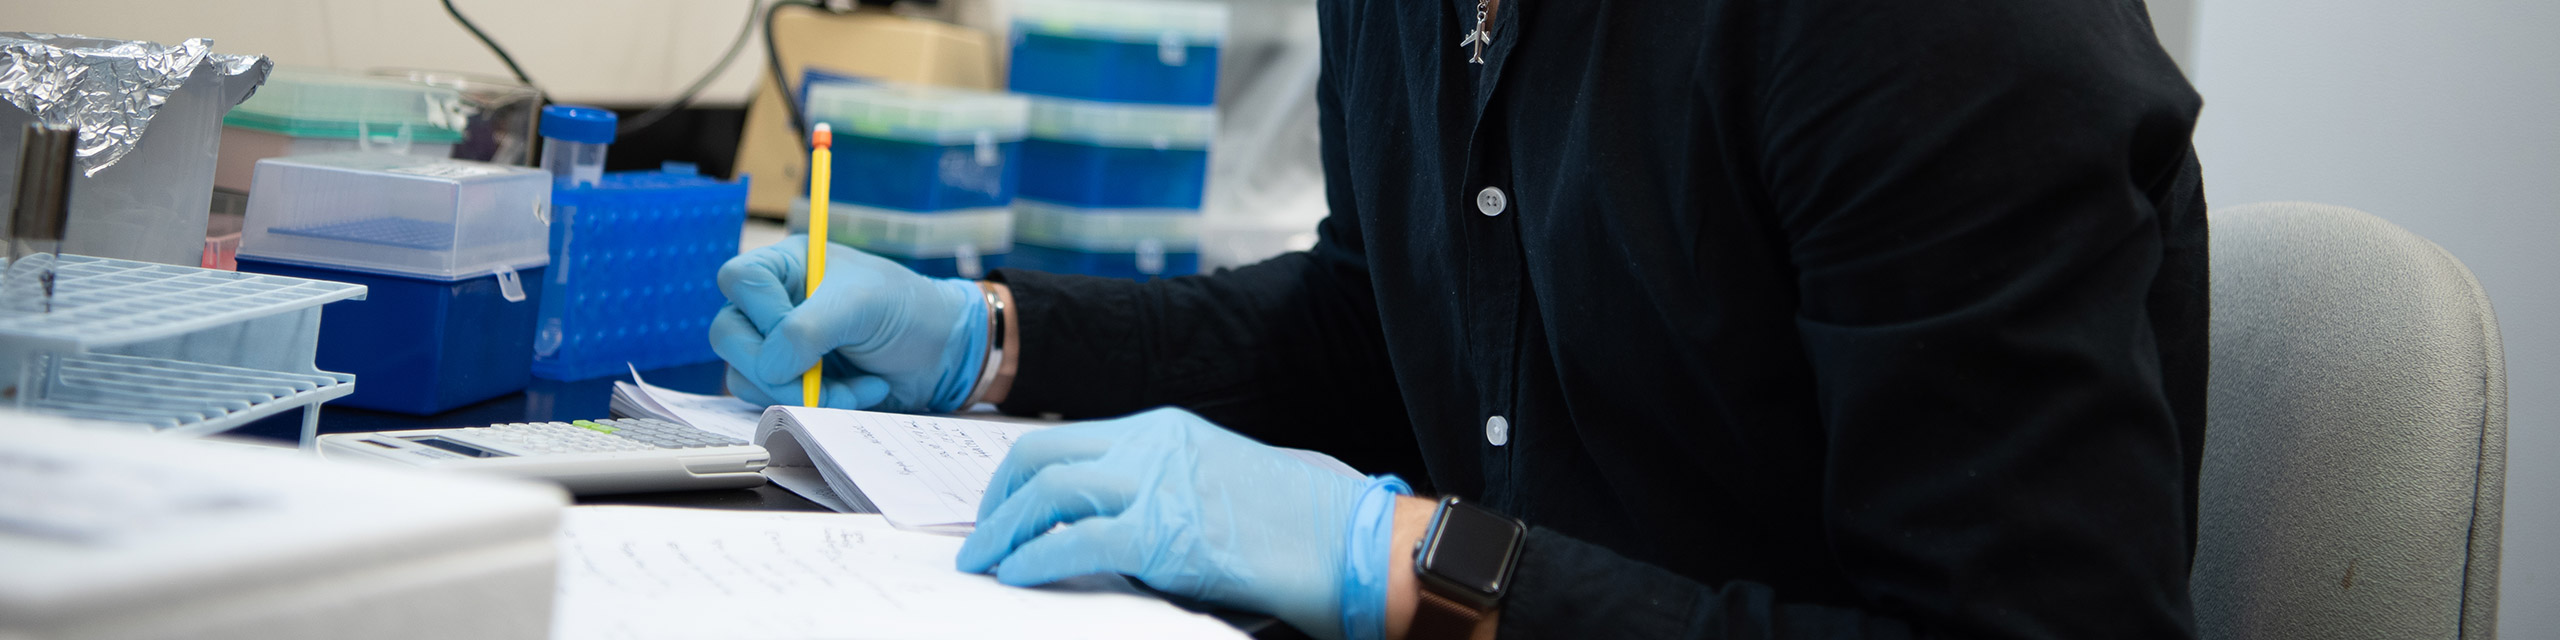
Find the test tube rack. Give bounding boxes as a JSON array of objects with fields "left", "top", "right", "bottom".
[
  {"left": 0, "top": 254, "right": 366, "bottom": 444},
  {"left": 530, "top": 165, "right": 747, "bottom": 381}
]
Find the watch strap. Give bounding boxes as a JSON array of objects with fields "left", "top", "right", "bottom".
[{"left": 1411, "top": 584, "right": 1489, "bottom": 640}]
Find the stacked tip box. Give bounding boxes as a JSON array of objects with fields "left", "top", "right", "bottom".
[
  {"left": 1008, "top": 0, "right": 1225, "bottom": 107},
  {"left": 236, "top": 152, "right": 551, "bottom": 415},
  {"left": 1007, "top": 99, "right": 1216, "bottom": 280},
  {"left": 532, "top": 164, "right": 749, "bottom": 381},
  {"left": 1006, "top": 0, "right": 1224, "bottom": 281},
  {"left": 796, "top": 82, "right": 1028, "bottom": 279}
]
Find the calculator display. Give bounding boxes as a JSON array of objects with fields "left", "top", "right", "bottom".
[{"left": 404, "top": 436, "right": 513, "bottom": 458}]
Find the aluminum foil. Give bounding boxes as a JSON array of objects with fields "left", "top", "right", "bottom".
[{"left": 0, "top": 32, "right": 271, "bottom": 176}]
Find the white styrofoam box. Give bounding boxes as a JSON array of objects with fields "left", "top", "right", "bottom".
[{"left": 0, "top": 412, "right": 567, "bottom": 640}]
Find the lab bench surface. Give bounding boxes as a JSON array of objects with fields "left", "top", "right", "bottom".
[{"left": 237, "top": 361, "right": 1305, "bottom": 640}]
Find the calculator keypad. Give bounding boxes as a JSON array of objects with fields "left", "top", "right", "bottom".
[{"left": 462, "top": 418, "right": 748, "bottom": 455}]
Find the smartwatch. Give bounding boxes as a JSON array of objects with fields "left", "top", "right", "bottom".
[{"left": 1410, "top": 496, "right": 1527, "bottom": 640}]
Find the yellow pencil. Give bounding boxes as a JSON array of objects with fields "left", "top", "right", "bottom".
[{"left": 804, "top": 123, "right": 833, "bottom": 407}]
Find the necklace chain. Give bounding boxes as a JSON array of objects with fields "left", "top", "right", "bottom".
[{"left": 1460, "top": 0, "right": 1494, "bottom": 64}]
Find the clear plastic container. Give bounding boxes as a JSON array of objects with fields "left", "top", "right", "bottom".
[
  {"left": 1018, "top": 97, "right": 1215, "bottom": 209},
  {"left": 238, "top": 152, "right": 552, "bottom": 281},
  {"left": 803, "top": 82, "right": 1029, "bottom": 212},
  {"left": 1008, "top": 198, "right": 1197, "bottom": 280},
  {"left": 369, "top": 68, "right": 545, "bottom": 167},
  {"left": 201, "top": 211, "right": 242, "bottom": 271},
  {"left": 787, "top": 198, "right": 1012, "bottom": 279},
  {"left": 217, "top": 68, "right": 469, "bottom": 191},
  {"left": 217, "top": 134, "right": 457, "bottom": 192},
  {"left": 1009, "top": 0, "right": 1227, "bottom": 105},
  {"left": 1007, "top": 243, "right": 1194, "bottom": 281},
  {"left": 1011, "top": 198, "right": 1199, "bottom": 252},
  {"left": 540, "top": 105, "right": 616, "bottom": 188}
]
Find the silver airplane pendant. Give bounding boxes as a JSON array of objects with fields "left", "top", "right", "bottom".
[{"left": 1459, "top": 26, "right": 1492, "bottom": 64}]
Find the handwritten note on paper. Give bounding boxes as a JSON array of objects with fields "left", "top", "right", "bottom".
[
  {"left": 758, "top": 406, "right": 1370, "bottom": 532},
  {"left": 552, "top": 506, "right": 1245, "bottom": 640},
  {"left": 783, "top": 408, "right": 1043, "bottom": 530}
]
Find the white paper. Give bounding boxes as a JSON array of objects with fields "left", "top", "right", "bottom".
[
  {"left": 765, "top": 406, "right": 1043, "bottom": 531},
  {"left": 760, "top": 465, "right": 857, "bottom": 513},
  {"left": 757, "top": 406, "right": 1372, "bottom": 533},
  {"left": 625, "top": 366, "right": 766, "bottom": 441},
  {"left": 552, "top": 506, "right": 1245, "bottom": 640}
]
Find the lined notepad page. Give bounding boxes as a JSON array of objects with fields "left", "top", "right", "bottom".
[
  {"left": 773, "top": 406, "right": 1045, "bottom": 529},
  {"left": 552, "top": 507, "right": 1245, "bottom": 639}
]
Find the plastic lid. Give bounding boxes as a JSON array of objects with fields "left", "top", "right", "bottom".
[
  {"left": 803, "top": 83, "right": 1029, "bottom": 145},
  {"left": 1013, "top": 199, "right": 1200, "bottom": 251},
  {"left": 790, "top": 199, "right": 1012, "bottom": 259},
  {"left": 1027, "top": 97, "right": 1215, "bottom": 149},
  {"left": 224, "top": 67, "right": 467, "bottom": 143},
  {"left": 1012, "top": 0, "right": 1227, "bottom": 44},
  {"left": 239, "top": 152, "right": 553, "bottom": 281},
  {"left": 541, "top": 105, "right": 618, "bottom": 144}
]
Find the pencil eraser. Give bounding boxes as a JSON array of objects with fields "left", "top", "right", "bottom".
[{"left": 812, "top": 122, "right": 832, "bottom": 149}]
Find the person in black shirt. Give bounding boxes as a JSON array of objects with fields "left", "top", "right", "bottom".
[{"left": 709, "top": 0, "right": 2208, "bottom": 637}]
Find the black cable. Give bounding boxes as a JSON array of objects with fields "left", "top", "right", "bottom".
[
  {"left": 440, "top": 0, "right": 538, "bottom": 90},
  {"left": 764, "top": 0, "right": 827, "bottom": 153},
  {"left": 618, "top": 0, "right": 763, "bottom": 135},
  {"left": 444, "top": 0, "right": 834, "bottom": 144}
]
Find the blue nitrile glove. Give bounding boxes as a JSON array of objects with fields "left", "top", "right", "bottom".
[
  {"left": 709, "top": 236, "right": 986, "bottom": 413},
  {"left": 956, "top": 407, "right": 1410, "bottom": 640}
]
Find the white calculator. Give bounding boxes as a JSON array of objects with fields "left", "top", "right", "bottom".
[{"left": 317, "top": 418, "right": 768, "bottom": 495}]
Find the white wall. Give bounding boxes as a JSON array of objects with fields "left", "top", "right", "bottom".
[
  {"left": 2148, "top": 0, "right": 2194, "bottom": 73},
  {"left": 16, "top": 0, "right": 778, "bottom": 106},
  {"left": 2187, "top": 0, "right": 2560, "bottom": 632}
]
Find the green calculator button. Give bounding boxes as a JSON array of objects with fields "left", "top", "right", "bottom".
[{"left": 573, "top": 420, "right": 618, "bottom": 434}]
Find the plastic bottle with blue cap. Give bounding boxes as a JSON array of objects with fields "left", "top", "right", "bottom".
[{"left": 540, "top": 105, "right": 617, "bottom": 187}]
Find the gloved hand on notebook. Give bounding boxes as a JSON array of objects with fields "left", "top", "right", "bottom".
[
  {"left": 956, "top": 407, "right": 1412, "bottom": 640},
  {"left": 709, "top": 237, "right": 987, "bottom": 414}
]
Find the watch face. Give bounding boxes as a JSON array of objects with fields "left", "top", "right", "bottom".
[{"left": 1421, "top": 500, "right": 1526, "bottom": 597}]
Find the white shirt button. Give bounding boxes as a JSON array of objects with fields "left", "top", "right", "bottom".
[
  {"left": 1484, "top": 415, "right": 1510, "bottom": 446},
  {"left": 1476, "top": 186, "right": 1508, "bottom": 216}
]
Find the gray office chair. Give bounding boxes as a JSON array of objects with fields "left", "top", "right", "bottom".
[{"left": 2195, "top": 202, "right": 2506, "bottom": 639}]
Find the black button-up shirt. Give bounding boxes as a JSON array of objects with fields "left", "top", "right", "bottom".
[{"left": 990, "top": 0, "right": 2208, "bottom": 636}]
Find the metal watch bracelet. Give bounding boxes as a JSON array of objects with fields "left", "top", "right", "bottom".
[{"left": 964, "top": 283, "right": 1006, "bottom": 408}]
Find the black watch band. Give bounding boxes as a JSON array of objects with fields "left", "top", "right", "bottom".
[
  {"left": 1411, "top": 586, "right": 1489, "bottom": 640},
  {"left": 1410, "top": 496, "right": 1526, "bottom": 640}
]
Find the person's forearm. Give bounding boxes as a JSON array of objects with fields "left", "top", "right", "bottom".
[
  {"left": 974, "top": 281, "right": 1019, "bottom": 405},
  {"left": 1385, "top": 495, "right": 1498, "bottom": 640}
]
